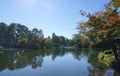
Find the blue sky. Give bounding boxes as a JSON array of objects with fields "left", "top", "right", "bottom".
[{"left": 0, "top": 0, "right": 110, "bottom": 39}]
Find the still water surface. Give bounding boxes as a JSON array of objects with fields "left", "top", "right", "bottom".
[{"left": 0, "top": 48, "right": 118, "bottom": 76}]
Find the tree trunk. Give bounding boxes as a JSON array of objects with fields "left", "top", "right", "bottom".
[
  {"left": 112, "top": 44, "right": 119, "bottom": 60},
  {"left": 112, "top": 44, "right": 120, "bottom": 73}
]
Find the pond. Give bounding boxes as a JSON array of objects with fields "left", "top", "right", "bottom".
[{"left": 0, "top": 48, "right": 119, "bottom": 76}]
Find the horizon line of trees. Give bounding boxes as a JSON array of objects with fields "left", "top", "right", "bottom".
[{"left": 0, "top": 22, "right": 70, "bottom": 49}]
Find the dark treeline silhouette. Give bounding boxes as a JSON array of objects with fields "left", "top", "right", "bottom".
[{"left": 0, "top": 22, "right": 70, "bottom": 49}]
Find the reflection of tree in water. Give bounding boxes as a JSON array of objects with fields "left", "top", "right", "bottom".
[
  {"left": 0, "top": 50, "right": 44, "bottom": 71},
  {"left": 15, "top": 51, "right": 44, "bottom": 69},
  {"left": 87, "top": 49, "right": 119, "bottom": 76},
  {"left": 0, "top": 48, "right": 91, "bottom": 72},
  {"left": 50, "top": 48, "right": 91, "bottom": 61},
  {"left": 0, "top": 48, "right": 68, "bottom": 71},
  {"left": 72, "top": 48, "right": 90, "bottom": 60},
  {"left": 1, "top": 47, "right": 116, "bottom": 76},
  {"left": 51, "top": 48, "right": 67, "bottom": 61}
]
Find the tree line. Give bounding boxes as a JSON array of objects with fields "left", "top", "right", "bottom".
[{"left": 0, "top": 22, "right": 70, "bottom": 49}]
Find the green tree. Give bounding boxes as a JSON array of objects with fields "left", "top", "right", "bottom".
[
  {"left": 59, "top": 36, "right": 66, "bottom": 45},
  {"left": 31, "top": 28, "right": 45, "bottom": 49},
  {"left": 32, "top": 28, "right": 43, "bottom": 39},
  {"left": 0, "top": 22, "right": 47, "bottom": 49},
  {"left": 0, "top": 22, "right": 9, "bottom": 47},
  {"left": 9, "top": 23, "right": 29, "bottom": 48},
  {"left": 52, "top": 33, "right": 68, "bottom": 46},
  {"left": 52, "top": 33, "right": 58, "bottom": 45}
]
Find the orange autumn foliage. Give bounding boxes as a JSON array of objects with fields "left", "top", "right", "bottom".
[
  {"left": 45, "top": 40, "right": 53, "bottom": 45},
  {"left": 97, "top": 30, "right": 109, "bottom": 34}
]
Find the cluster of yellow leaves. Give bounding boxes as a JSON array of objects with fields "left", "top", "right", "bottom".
[{"left": 112, "top": 0, "right": 120, "bottom": 8}]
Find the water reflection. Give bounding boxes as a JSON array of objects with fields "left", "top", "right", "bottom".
[
  {"left": 87, "top": 49, "right": 115, "bottom": 76},
  {"left": 0, "top": 50, "right": 43, "bottom": 71},
  {"left": 0, "top": 48, "right": 120, "bottom": 76}
]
